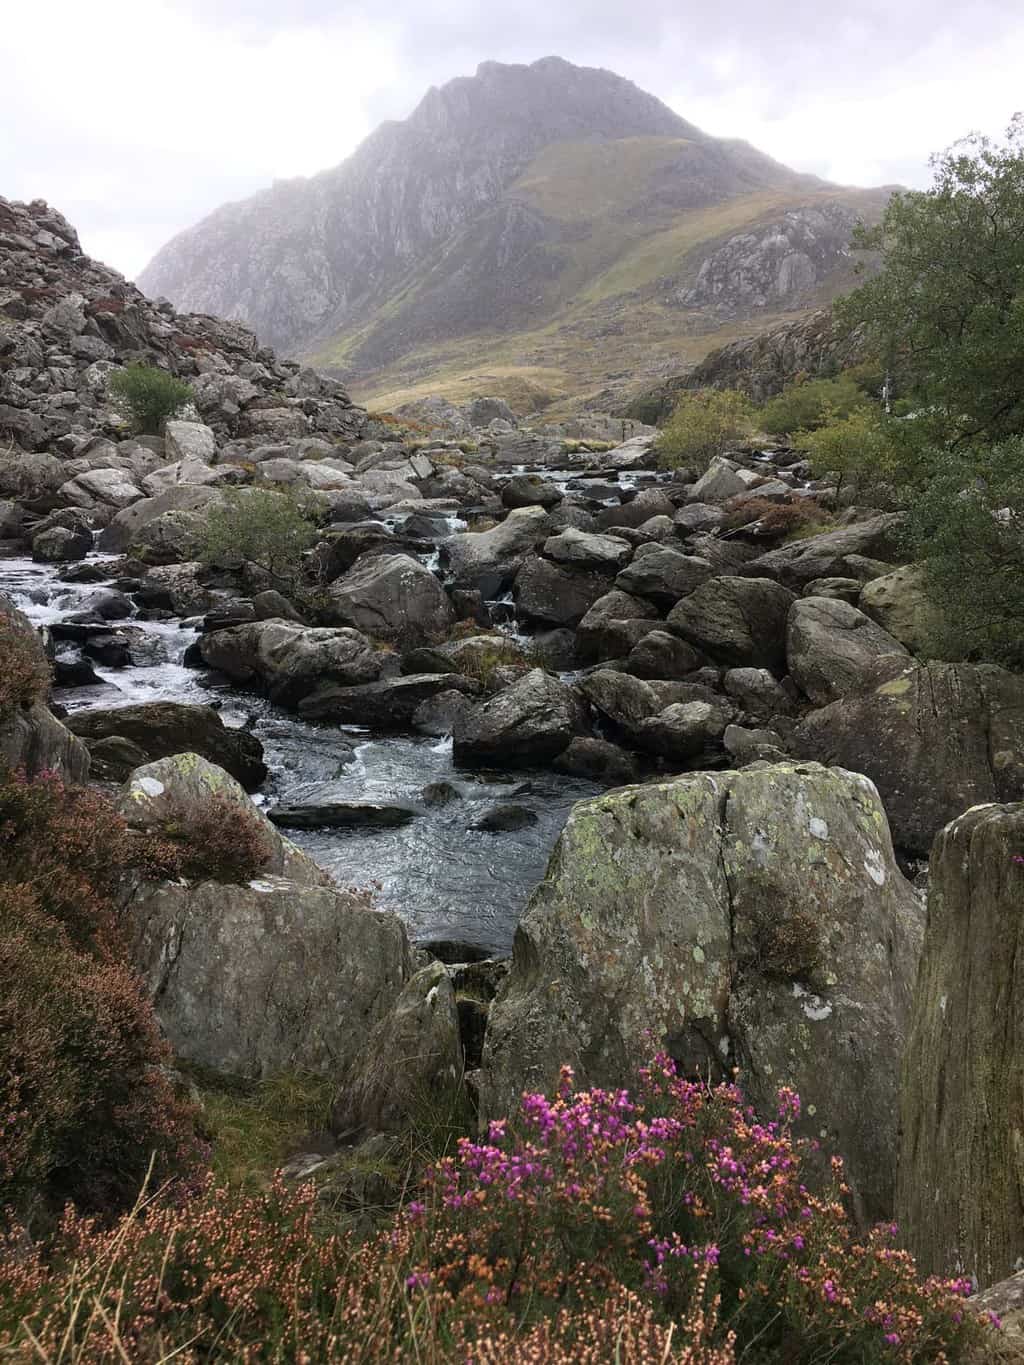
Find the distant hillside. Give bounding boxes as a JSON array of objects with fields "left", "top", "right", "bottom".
[{"left": 139, "top": 57, "right": 891, "bottom": 413}]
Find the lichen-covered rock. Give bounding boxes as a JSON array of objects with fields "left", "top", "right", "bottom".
[
  {"left": 481, "top": 762, "right": 923, "bottom": 1222},
  {"left": 786, "top": 596, "right": 909, "bottom": 705},
  {"left": 793, "top": 663, "right": 1024, "bottom": 855},
  {"left": 742, "top": 514, "right": 905, "bottom": 589},
  {"left": 98, "top": 484, "right": 225, "bottom": 554},
  {"left": 615, "top": 545, "right": 715, "bottom": 608},
  {"left": 0, "top": 595, "right": 89, "bottom": 781},
  {"left": 575, "top": 588, "right": 660, "bottom": 663},
  {"left": 334, "top": 961, "right": 463, "bottom": 1137},
  {"left": 859, "top": 564, "right": 935, "bottom": 653},
  {"left": 444, "top": 506, "right": 550, "bottom": 596},
  {"left": 514, "top": 555, "right": 610, "bottom": 627},
  {"left": 898, "top": 802, "right": 1024, "bottom": 1286}
]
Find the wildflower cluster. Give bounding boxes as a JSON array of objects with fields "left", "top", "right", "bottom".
[{"left": 0, "top": 1054, "right": 995, "bottom": 1361}]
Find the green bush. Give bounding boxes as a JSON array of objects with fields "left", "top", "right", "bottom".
[
  {"left": 907, "top": 439, "right": 1024, "bottom": 668},
  {"left": 794, "top": 407, "right": 909, "bottom": 498},
  {"left": 761, "top": 374, "right": 869, "bottom": 436},
  {"left": 656, "top": 388, "right": 753, "bottom": 470},
  {"left": 107, "top": 364, "right": 194, "bottom": 435},
  {"left": 197, "top": 487, "right": 320, "bottom": 597}
]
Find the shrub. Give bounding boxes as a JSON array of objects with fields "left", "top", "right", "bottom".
[
  {"left": 107, "top": 364, "right": 194, "bottom": 435},
  {"left": 137, "top": 791, "right": 275, "bottom": 885},
  {"left": 0, "top": 1058, "right": 991, "bottom": 1361},
  {"left": 907, "top": 439, "right": 1024, "bottom": 668},
  {"left": 794, "top": 407, "right": 909, "bottom": 498},
  {"left": 0, "top": 616, "right": 51, "bottom": 717},
  {"left": 0, "top": 766, "right": 201, "bottom": 1213},
  {"left": 197, "top": 487, "right": 320, "bottom": 598},
  {"left": 723, "top": 495, "right": 828, "bottom": 543},
  {"left": 760, "top": 375, "right": 869, "bottom": 436},
  {"left": 657, "top": 389, "right": 754, "bottom": 470}
]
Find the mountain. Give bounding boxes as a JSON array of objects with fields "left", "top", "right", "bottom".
[{"left": 139, "top": 57, "right": 890, "bottom": 412}]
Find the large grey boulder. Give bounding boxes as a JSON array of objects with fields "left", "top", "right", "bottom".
[
  {"left": 898, "top": 802, "right": 1024, "bottom": 1286},
  {"left": 98, "top": 484, "right": 225, "bottom": 555},
  {"left": 200, "top": 620, "right": 383, "bottom": 706},
  {"left": 67, "top": 701, "right": 266, "bottom": 789},
  {"left": 444, "top": 506, "right": 550, "bottom": 595},
  {"left": 742, "top": 514, "right": 905, "bottom": 589},
  {"left": 688, "top": 456, "right": 748, "bottom": 503},
  {"left": 481, "top": 762, "right": 923, "bottom": 1223},
  {"left": 59, "top": 467, "right": 144, "bottom": 514},
  {"left": 32, "top": 524, "right": 91, "bottom": 562},
  {"left": 634, "top": 700, "right": 732, "bottom": 760},
  {"left": 794, "top": 662, "right": 1024, "bottom": 855},
  {"left": 501, "top": 474, "right": 562, "bottom": 509},
  {"left": 453, "top": 669, "right": 582, "bottom": 766},
  {"left": 575, "top": 589, "right": 659, "bottom": 663},
  {"left": 786, "top": 596, "right": 909, "bottom": 705},
  {"left": 324, "top": 553, "right": 453, "bottom": 647},
  {"left": 615, "top": 544, "right": 714, "bottom": 608},
  {"left": 543, "top": 527, "right": 632, "bottom": 572},
  {"left": 298, "top": 673, "right": 481, "bottom": 726},
  {"left": 163, "top": 420, "right": 216, "bottom": 464},
  {"left": 514, "top": 555, "right": 609, "bottom": 628},
  {"left": 667, "top": 576, "right": 795, "bottom": 670},
  {"left": 0, "top": 448, "right": 66, "bottom": 509}
]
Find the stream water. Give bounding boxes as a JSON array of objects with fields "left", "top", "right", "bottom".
[{"left": 1, "top": 553, "right": 600, "bottom": 956}]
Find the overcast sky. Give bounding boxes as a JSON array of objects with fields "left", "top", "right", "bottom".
[{"left": 3, "top": 0, "right": 1022, "bottom": 279}]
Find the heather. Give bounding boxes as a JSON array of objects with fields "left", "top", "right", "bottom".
[
  {"left": 0, "top": 615, "right": 52, "bottom": 717},
  {"left": 0, "top": 1057, "right": 990, "bottom": 1362},
  {"left": 0, "top": 765, "right": 201, "bottom": 1214}
]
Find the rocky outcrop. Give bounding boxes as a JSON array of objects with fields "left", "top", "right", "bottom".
[
  {"left": 667, "top": 576, "right": 795, "bottom": 670},
  {"left": 0, "top": 594, "right": 89, "bottom": 781},
  {"left": 786, "top": 597, "right": 908, "bottom": 705},
  {"left": 480, "top": 762, "right": 923, "bottom": 1223},
  {"left": 199, "top": 619, "right": 384, "bottom": 706},
  {"left": 794, "top": 663, "right": 1024, "bottom": 855},
  {"left": 898, "top": 802, "right": 1024, "bottom": 1286},
  {"left": 679, "top": 203, "right": 866, "bottom": 315},
  {"left": 0, "top": 196, "right": 366, "bottom": 451},
  {"left": 117, "top": 753, "right": 412, "bottom": 1077}
]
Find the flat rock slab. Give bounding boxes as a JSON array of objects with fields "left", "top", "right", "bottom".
[{"left": 268, "top": 799, "right": 419, "bottom": 829}]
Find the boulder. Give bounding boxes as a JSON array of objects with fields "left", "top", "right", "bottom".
[
  {"left": 786, "top": 597, "right": 909, "bottom": 705},
  {"left": 596, "top": 488, "right": 675, "bottom": 531},
  {"left": 625, "top": 630, "right": 703, "bottom": 680},
  {"left": 723, "top": 667, "right": 797, "bottom": 719},
  {"left": 298, "top": 673, "right": 480, "bottom": 727},
  {"left": 444, "top": 506, "right": 550, "bottom": 595},
  {"left": 481, "top": 762, "right": 924, "bottom": 1223},
  {"left": 32, "top": 524, "right": 91, "bottom": 562},
  {"left": 578, "top": 668, "right": 663, "bottom": 735},
  {"left": 501, "top": 474, "right": 562, "bottom": 510},
  {"left": 615, "top": 545, "right": 715, "bottom": 608},
  {"left": 142, "top": 562, "right": 216, "bottom": 615},
  {"left": 324, "top": 553, "right": 454, "bottom": 647},
  {"left": 268, "top": 798, "right": 418, "bottom": 829},
  {"left": 0, "top": 448, "right": 66, "bottom": 509},
  {"left": 59, "top": 467, "right": 144, "bottom": 513},
  {"left": 334, "top": 962, "right": 462, "bottom": 1138},
  {"left": 67, "top": 701, "right": 267, "bottom": 789},
  {"left": 794, "top": 663, "right": 1024, "bottom": 855},
  {"left": 688, "top": 456, "right": 748, "bottom": 503},
  {"left": 453, "top": 669, "right": 581, "bottom": 766},
  {"left": 543, "top": 527, "right": 632, "bottom": 571},
  {"left": 163, "top": 420, "right": 217, "bottom": 464},
  {"left": 859, "top": 564, "right": 934, "bottom": 653},
  {"left": 742, "top": 514, "right": 905, "bottom": 589},
  {"left": 898, "top": 803, "right": 1024, "bottom": 1286},
  {"left": 553, "top": 736, "right": 640, "bottom": 784},
  {"left": 575, "top": 589, "right": 660, "bottom": 663},
  {"left": 514, "top": 555, "right": 610, "bottom": 628},
  {"left": 667, "top": 576, "right": 795, "bottom": 671},
  {"left": 200, "top": 620, "right": 383, "bottom": 706},
  {"left": 634, "top": 700, "right": 732, "bottom": 760},
  {"left": 98, "top": 484, "right": 225, "bottom": 556}
]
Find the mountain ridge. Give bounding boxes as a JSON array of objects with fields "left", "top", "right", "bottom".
[{"left": 139, "top": 56, "right": 888, "bottom": 411}]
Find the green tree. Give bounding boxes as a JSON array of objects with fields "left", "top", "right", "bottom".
[
  {"left": 197, "top": 488, "right": 320, "bottom": 598},
  {"left": 907, "top": 438, "right": 1024, "bottom": 668},
  {"left": 838, "top": 115, "right": 1024, "bottom": 449},
  {"left": 107, "top": 364, "right": 194, "bottom": 435},
  {"left": 656, "top": 388, "right": 753, "bottom": 470},
  {"left": 760, "top": 374, "right": 869, "bottom": 436}
]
